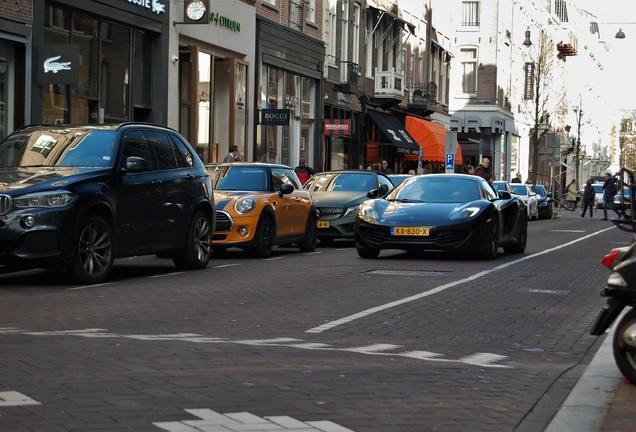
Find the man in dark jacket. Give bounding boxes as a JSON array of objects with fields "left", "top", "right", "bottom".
[
  {"left": 473, "top": 158, "right": 492, "bottom": 182},
  {"left": 602, "top": 172, "right": 620, "bottom": 220},
  {"left": 294, "top": 158, "right": 315, "bottom": 185}
]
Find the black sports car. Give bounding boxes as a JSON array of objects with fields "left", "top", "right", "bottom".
[
  {"left": 531, "top": 184, "right": 555, "bottom": 219},
  {"left": 354, "top": 174, "right": 528, "bottom": 259}
]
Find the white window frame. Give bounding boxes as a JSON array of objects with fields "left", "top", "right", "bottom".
[
  {"left": 306, "top": 0, "right": 315, "bottom": 23},
  {"left": 327, "top": 2, "right": 337, "bottom": 66},
  {"left": 460, "top": 47, "right": 477, "bottom": 95},
  {"left": 352, "top": 3, "right": 360, "bottom": 66},
  {"left": 341, "top": 0, "right": 349, "bottom": 63}
]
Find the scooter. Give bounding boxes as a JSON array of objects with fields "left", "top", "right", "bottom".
[{"left": 590, "top": 167, "right": 636, "bottom": 382}]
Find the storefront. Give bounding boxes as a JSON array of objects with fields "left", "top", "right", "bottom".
[
  {"left": 0, "top": 2, "right": 31, "bottom": 140},
  {"left": 32, "top": 0, "right": 170, "bottom": 126},
  {"left": 170, "top": 0, "right": 255, "bottom": 163},
  {"left": 255, "top": 17, "right": 323, "bottom": 169}
]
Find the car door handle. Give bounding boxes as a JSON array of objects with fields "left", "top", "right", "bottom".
[{"left": 152, "top": 179, "right": 163, "bottom": 184}]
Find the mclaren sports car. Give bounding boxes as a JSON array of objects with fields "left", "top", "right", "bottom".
[{"left": 354, "top": 174, "right": 528, "bottom": 259}]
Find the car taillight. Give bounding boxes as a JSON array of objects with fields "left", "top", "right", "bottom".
[{"left": 602, "top": 247, "right": 629, "bottom": 269}]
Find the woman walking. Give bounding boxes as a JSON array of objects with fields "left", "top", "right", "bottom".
[{"left": 581, "top": 180, "right": 596, "bottom": 218}]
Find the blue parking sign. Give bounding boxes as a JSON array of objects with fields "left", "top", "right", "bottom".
[{"left": 445, "top": 153, "right": 454, "bottom": 173}]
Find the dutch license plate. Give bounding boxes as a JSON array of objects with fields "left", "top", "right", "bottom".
[
  {"left": 317, "top": 221, "right": 330, "bottom": 229},
  {"left": 392, "top": 226, "right": 430, "bottom": 236}
]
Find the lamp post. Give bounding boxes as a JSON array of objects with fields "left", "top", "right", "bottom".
[{"left": 573, "top": 103, "right": 583, "bottom": 184}]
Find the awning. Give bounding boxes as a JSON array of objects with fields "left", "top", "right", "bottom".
[
  {"left": 368, "top": 111, "right": 419, "bottom": 155},
  {"left": 406, "top": 116, "right": 463, "bottom": 165}
]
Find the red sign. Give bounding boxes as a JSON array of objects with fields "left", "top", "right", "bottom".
[{"left": 324, "top": 119, "right": 351, "bottom": 136}]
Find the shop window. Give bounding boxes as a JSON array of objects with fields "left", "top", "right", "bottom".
[
  {"left": 100, "top": 21, "right": 130, "bottom": 122},
  {"left": 132, "top": 30, "right": 152, "bottom": 109}
]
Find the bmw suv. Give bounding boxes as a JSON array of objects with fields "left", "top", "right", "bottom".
[{"left": 0, "top": 123, "right": 215, "bottom": 283}]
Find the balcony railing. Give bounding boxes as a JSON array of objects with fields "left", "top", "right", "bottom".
[
  {"left": 374, "top": 68, "right": 404, "bottom": 97},
  {"left": 340, "top": 61, "right": 359, "bottom": 87}
]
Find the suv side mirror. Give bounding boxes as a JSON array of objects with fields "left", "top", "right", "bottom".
[
  {"left": 279, "top": 183, "right": 294, "bottom": 197},
  {"left": 124, "top": 156, "right": 151, "bottom": 173},
  {"left": 498, "top": 191, "right": 511, "bottom": 200}
]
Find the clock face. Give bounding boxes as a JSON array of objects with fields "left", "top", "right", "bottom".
[{"left": 186, "top": 1, "right": 206, "bottom": 21}]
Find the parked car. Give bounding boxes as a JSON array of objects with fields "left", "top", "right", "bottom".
[
  {"left": 354, "top": 174, "right": 527, "bottom": 259},
  {"left": 207, "top": 162, "right": 318, "bottom": 257},
  {"left": 492, "top": 180, "right": 514, "bottom": 194},
  {"left": 0, "top": 123, "right": 215, "bottom": 283},
  {"left": 304, "top": 170, "right": 394, "bottom": 244},
  {"left": 531, "top": 184, "right": 555, "bottom": 219},
  {"left": 509, "top": 183, "right": 540, "bottom": 220},
  {"left": 388, "top": 174, "right": 413, "bottom": 188}
]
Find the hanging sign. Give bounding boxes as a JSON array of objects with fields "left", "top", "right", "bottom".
[{"left": 36, "top": 45, "right": 80, "bottom": 85}]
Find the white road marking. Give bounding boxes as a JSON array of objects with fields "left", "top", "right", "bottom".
[
  {"left": 305, "top": 226, "right": 616, "bottom": 334},
  {"left": 67, "top": 282, "right": 114, "bottom": 291},
  {"left": 0, "top": 327, "right": 510, "bottom": 368},
  {"left": 265, "top": 256, "right": 284, "bottom": 261},
  {"left": 0, "top": 391, "right": 41, "bottom": 407},
  {"left": 154, "top": 409, "right": 356, "bottom": 432},
  {"left": 550, "top": 229, "right": 586, "bottom": 233},
  {"left": 149, "top": 272, "right": 184, "bottom": 278},
  {"left": 213, "top": 264, "right": 241, "bottom": 269}
]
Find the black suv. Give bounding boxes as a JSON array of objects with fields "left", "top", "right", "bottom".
[{"left": 0, "top": 123, "right": 215, "bottom": 283}]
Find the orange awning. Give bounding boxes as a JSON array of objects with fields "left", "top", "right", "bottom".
[{"left": 405, "top": 116, "right": 463, "bottom": 165}]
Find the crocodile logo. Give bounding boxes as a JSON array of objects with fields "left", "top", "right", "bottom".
[
  {"left": 43, "top": 55, "right": 71, "bottom": 74},
  {"left": 151, "top": 0, "right": 165, "bottom": 14}
]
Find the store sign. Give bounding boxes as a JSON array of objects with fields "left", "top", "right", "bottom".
[
  {"left": 124, "top": 0, "right": 166, "bottom": 15},
  {"left": 324, "top": 119, "right": 351, "bottom": 136},
  {"left": 261, "top": 109, "right": 290, "bottom": 125},
  {"left": 524, "top": 62, "right": 534, "bottom": 100},
  {"left": 36, "top": 45, "right": 80, "bottom": 85},
  {"left": 209, "top": 11, "right": 241, "bottom": 31}
]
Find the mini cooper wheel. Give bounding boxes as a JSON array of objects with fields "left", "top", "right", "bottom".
[
  {"left": 298, "top": 211, "right": 318, "bottom": 252},
  {"left": 613, "top": 308, "right": 636, "bottom": 384},
  {"left": 173, "top": 210, "right": 211, "bottom": 270},
  {"left": 67, "top": 215, "right": 114, "bottom": 284},
  {"left": 252, "top": 216, "right": 275, "bottom": 258}
]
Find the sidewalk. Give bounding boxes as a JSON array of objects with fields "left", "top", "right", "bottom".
[{"left": 545, "top": 327, "right": 634, "bottom": 432}]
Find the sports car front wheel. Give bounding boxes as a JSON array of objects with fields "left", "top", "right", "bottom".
[
  {"left": 482, "top": 219, "right": 498, "bottom": 260},
  {"left": 357, "top": 245, "right": 380, "bottom": 258}
]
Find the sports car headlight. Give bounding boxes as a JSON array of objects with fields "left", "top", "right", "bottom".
[
  {"left": 235, "top": 197, "right": 256, "bottom": 214},
  {"left": 357, "top": 203, "right": 379, "bottom": 224},
  {"left": 13, "top": 190, "right": 77, "bottom": 209},
  {"left": 344, "top": 204, "right": 360, "bottom": 217},
  {"left": 451, "top": 206, "right": 481, "bottom": 219}
]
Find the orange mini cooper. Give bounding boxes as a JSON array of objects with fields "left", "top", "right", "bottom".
[{"left": 207, "top": 163, "right": 318, "bottom": 257}]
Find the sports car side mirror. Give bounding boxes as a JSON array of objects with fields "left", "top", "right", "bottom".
[
  {"left": 498, "top": 191, "right": 511, "bottom": 199},
  {"left": 279, "top": 183, "right": 294, "bottom": 197},
  {"left": 367, "top": 188, "right": 381, "bottom": 198}
]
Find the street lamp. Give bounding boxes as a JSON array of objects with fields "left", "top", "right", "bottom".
[{"left": 573, "top": 104, "right": 583, "bottom": 184}]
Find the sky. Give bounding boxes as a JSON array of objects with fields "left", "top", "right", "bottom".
[{"left": 573, "top": 0, "right": 636, "bottom": 111}]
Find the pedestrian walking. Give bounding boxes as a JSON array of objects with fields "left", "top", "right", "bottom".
[
  {"left": 380, "top": 160, "right": 393, "bottom": 174},
  {"left": 581, "top": 180, "right": 596, "bottom": 218},
  {"left": 602, "top": 172, "right": 620, "bottom": 220},
  {"left": 222, "top": 145, "right": 239, "bottom": 162},
  {"left": 294, "top": 158, "right": 315, "bottom": 185},
  {"left": 473, "top": 158, "right": 492, "bottom": 182},
  {"left": 564, "top": 179, "right": 578, "bottom": 202}
]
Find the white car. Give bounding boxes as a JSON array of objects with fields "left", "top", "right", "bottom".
[{"left": 510, "top": 183, "right": 540, "bottom": 220}]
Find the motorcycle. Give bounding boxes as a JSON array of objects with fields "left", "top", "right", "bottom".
[{"left": 590, "top": 167, "right": 636, "bottom": 382}]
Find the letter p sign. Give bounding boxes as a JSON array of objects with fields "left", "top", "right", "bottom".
[{"left": 445, "top": 153, "right": 454, "bottom": 174}]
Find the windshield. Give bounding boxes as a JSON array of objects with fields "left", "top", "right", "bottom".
[
  {"left": 209, "top": 165, "right": 270, "bottom": 191},
  {"left": 0, "top": 129, "right": 116, "bottom": 168},
  {"left": 304, "top": 172, "right": 375, "bottom": 192},
  {"left": 532, "top": 186, "right": 547, "bottom": 197},
  {"left": 511, "top": 185, "right": 528, "bottom": 196},
  {"left": 388, "top": 176, "right": 481, "bottom": 203}
]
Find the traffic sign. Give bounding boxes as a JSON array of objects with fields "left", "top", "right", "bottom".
[{"left": 446, "top": 153, "right": 454, "bottom": 173}]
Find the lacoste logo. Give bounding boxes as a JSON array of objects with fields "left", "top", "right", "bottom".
[
  {"left": 151, "top": 0, "right": 165, "bottom": 14},
  {"left": 43, "top": 55, "right": 71, "bottom": 74}
]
